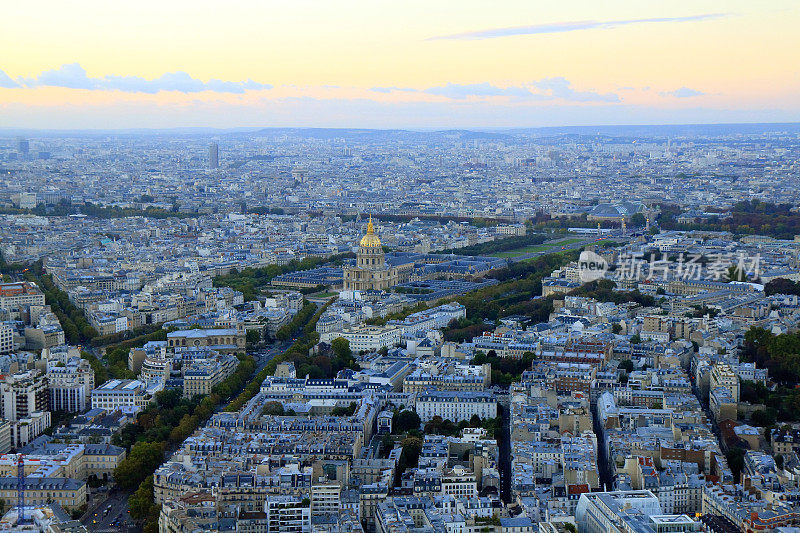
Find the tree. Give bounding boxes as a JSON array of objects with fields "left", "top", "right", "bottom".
[
  {"left": 750, "top": 408, "right": 776, "bottom": 428},
  {"left": 629, "top": 213, "right": 646, "bottom": 227},
  {"left": 765, "top": 278, "right": 800, "bottom": 296},
  {"left": 331, "top": 337, "right": 351, "bottom": 360},
  {"left": 393, "top": 410, "right": 421, "bottom": 434},
  {"left": 619, "top": 360, "right": 634, "bottom": 373},
  {"left": 612, "top": 323, "right": 623, "bottom": 334},
  {"left": 114, "top": 441, "right": 165, "bottom": 491},
  {"left": 331, "top": 401, "right": 357, "bottom": 416},
  {"left": 246, "top": 329, "right": 261, "bottom": 346},
  {"left": 262, "top": 401, "right": 285, "bottom": 416},
  {"left": 129, "top": 475, "right": 155, "bottom": 521},
  {"left": 726, "top": 447, "right": 746, "bottom": 481},
  {"left": 399, "top": 436, "right": 423, "bottom": 471},
  {"left": 381, "top": 434, "right": 395, "bottom": 455},
  {"left": 424, "top": 416, "right": 445, "bottom": 435}
]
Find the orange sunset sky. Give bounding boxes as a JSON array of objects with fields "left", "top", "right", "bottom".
[{"left": 1, "top": 0, "right": 798, "bottom": 128}]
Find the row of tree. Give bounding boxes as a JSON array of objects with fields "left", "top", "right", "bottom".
[
  {"left": 455, "top": 251, "right": 580, "bottom": 322},
  {"left": 569, "top": 279, "right": 656, "bottom": 307},
  {"left": 472, "top": 350, "right": 536, "bottom": 386},
  {"left": 117, "top": 355, "right": 257, "bottom": 532},
  {"left": 275, "top": 301, "right": 317, "bottom": 341},
  {"left": 212, "top": 253, "right": 354, "bottom": 301},
  {"left": 23, "top": 267, "right": 99, "bottom": 344},
  {"left": 90, "top": 323, "right": 164, "bottom": 347},
  {"left": 102, "top": 329, "right": 169, "bottom": 379},
  {"left": 372, "top": 249, "right": 580, "bottom": 337},
  {"left": 0, "top": 201, "right": 193, "bottom": 220},
  {"left": 226, "top": 299, "right": 340, "bottom": 412},
  {"left": 273, "top": 301, "right": 358, "bottom": 378},
  {"left": 660, "top": 200, "right": 800, "bottom": 240}
]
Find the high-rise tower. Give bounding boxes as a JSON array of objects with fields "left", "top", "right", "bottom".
[{"left": 208, "top": 142, "right": 219, "bottom": 170}]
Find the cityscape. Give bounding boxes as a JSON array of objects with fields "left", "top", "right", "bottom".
[{"left": 3, "top": 2, "right": 800, "bottom": 533}]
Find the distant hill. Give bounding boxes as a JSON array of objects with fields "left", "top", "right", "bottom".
[
  {"left": 246, "top": 127, "right": 515, "bottom": 142},
  {"left": 503, "top": 122, "right": 800, "bottom": 138},
  {"left": 3, "top": 122, "right": 799, "bottom": 139}
]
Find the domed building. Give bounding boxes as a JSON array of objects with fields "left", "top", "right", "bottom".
[{"left": 343, "top": 216, "right": 399, "bottom": 291}]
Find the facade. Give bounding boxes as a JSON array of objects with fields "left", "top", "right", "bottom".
[
  {"left": 0, "top": 370, "right": 51, "bottom": 448},
  {"left": 343, "top": 217, "right": 399, "bottom": 292},
  {"left": 209, "top": 142, "right": 219, "bottom": 169},
  {"left": 84, "top": 443, "right": 127, "bottom": 480},
  {"left": 167, "top": 326, "right": 246, "bottom": 353},
  {"left": 0, "top": 477, "right": 86, "bottom": 510},
  {"left": 264, "top": 495, "right": 311, "bottom": 533},
  {"left": 183, "top": 355, "right": 238, "bottom": 397},
  {"left": 0, "top": 421, "right": 10, "bottom": 454},
  {"left": 415, "top": 391, "right": 498, "bottom": 422},
  {"left": 49, "top": 385, "right": 88, "bottom": 413},
  {"left": 90, "top": 379, "right": 153, "bottom": 411},
  {"left": 0, "top": 282, "right": 46, "bottom": 309},
  {"left": 47, "top": 359, "right": 95, "bottom": 413},
  {"left": 325, "top": 324, "right": 402, "bottom": 352},
  {"left": 709, "top": 363, "right": 739, "bottom": 403},
  {"left": 0, "top": 324, "right": 13, "bottom": 355}
]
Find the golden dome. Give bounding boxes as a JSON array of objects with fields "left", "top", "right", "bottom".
[{"left": 359, "top": 215, "right": 382, "bottom": 248}]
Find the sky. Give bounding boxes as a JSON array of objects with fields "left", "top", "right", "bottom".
[{"left": 1, "top": 0, "right": 799, "bottom": 129}]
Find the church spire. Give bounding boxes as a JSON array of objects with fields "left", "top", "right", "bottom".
[{"left": 359, "top": 214, "right": 381, "bottom": 248}]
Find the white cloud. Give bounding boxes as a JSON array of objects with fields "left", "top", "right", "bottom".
[
  {"left": 429, "top": 13, "right": 730, "bottom": 41},
  {"left": 660, "top": 87, "right": 705, "bottom": 98},
  {"left": 15, "top": 63, "right": 272, "bottom": 94},
  {"left": 533, "top": 77, "right": 620, "bottom": 103}
]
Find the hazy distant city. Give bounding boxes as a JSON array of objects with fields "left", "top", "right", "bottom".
[{"left": 0, "top": 123, "right": 798, "bottom": 533}]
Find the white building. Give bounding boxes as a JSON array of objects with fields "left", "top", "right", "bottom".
[
  {"left": 47, "top": 358, "right": 95, "bottom": 413},
  {"left": 575, "top": 490, "right": 698, "bottom": 533},
  {"left": 323, "top": 324, "right": 402, "bottom": 352},
  {"left": 0, "top": 370, "right": 51, "bottom": 448},
  {"left": 91, "top": 379, "right": 154, "bottom": 411},
  {"left": 265, "top": 495, "right": 311, "bottom": 533},
  {"left": 415, "top": 391, "right": 497, "bottom": 422}
]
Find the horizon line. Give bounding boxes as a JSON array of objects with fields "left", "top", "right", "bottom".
[{"left": 1, "top": 120, "right": 800, "bottom": 135}]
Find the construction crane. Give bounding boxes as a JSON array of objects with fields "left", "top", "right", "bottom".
[{"left": 17, "top": 454, "right": 25, "bottom": 524}]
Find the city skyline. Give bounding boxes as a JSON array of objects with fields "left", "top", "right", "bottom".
[{"left": 2, "top": 0, "right": 799, "bottom": 128}]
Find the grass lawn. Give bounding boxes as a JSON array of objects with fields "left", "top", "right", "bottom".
[
  {"left": 491, "top": 238, "right": 584, "bottom": 258},
  {"left": 309, "top": 291, "right": 338, "bottom": 298}
]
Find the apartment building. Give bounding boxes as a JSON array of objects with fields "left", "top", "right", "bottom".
[
  {"left": 415, "top": 391, "right": 498, "bottom": 423},
  {"left": 91, "top": 379, "right": 154, "bottom": 411}
]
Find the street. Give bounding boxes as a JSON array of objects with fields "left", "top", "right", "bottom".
[
  {"left": 84, "top": 490, "right": 134, "bottom": 532},
  {"left": 81, "top": 342, "right": 287, "bottom": 531}
]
